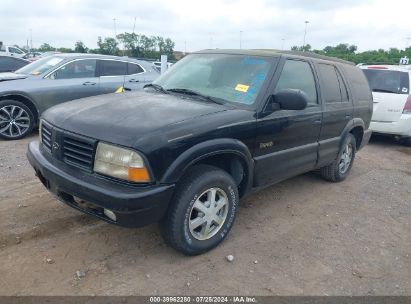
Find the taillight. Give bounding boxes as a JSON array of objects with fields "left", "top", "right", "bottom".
[{"left": 403, "top": 95, "right": 411, "bottom": 114}]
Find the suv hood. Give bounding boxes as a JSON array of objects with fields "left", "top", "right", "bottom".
[
  {"left": 0, "top": 72, "right": 28, "bottom": 81},
  {"left": 43, "top": 90, "right": 228, "bottom": 147}
]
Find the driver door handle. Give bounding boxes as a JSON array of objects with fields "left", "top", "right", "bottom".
[
  {"left": 128, "top": 79, "right": 140, "bottom": 83},
  {"left": 83, "top": 81, "right": 96, "bottom": 86}
]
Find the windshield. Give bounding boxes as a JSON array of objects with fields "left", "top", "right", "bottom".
[
  {"left": 15, "top": 56, "right": 64, "bottom": 76},
  {"left": 362, "top": 69, "right": 410, "bottom": 94},
  {"left": 153, "top": 54, "right": 275, "bottom": 105}
]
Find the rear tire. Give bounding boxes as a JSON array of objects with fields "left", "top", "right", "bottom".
[
  {"left": 320, "top": 134, "right": 356, "bottom": 182},
  {"left": 0, "top": 100, "right": 34, "bottom": 140},
  {"left": 160, "top": 165, "right": 239, "bottom": 255}
]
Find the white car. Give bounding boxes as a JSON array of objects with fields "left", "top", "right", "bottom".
[
  {"left": 360, "top": 64, "right": 411, "bottom": 145},
  {"left": 0, "top": 45, "right": 26, "bottom": 58}
]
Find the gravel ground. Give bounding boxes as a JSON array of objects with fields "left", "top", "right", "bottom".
[{"left": 0, "top": 133, "right": 410, "bottom": 296}]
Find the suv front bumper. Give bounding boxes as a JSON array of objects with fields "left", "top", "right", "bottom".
[{"left": 27, "top": 141, "right": 175, "bottom": 228}]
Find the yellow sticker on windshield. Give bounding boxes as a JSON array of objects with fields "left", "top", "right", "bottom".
[{"left": 235, "top": 84, "right": 250, "bottom": 93}]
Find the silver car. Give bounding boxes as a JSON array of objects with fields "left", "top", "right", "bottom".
[{"left": 0, "top": 53, "right": 159, "bottom": 139}]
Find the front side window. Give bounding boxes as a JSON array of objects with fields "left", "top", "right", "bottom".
[
  {"left": 154, "top": 54, "right": 275, "bottom": 105},
  {"left": 275, "top": 59, "right": 318, "bottom": 105},
  {"left": 51, "top": 59, "right": 96, "bottom": 79},
  {"left": 99, "top": 60, "right": 127, "bottom": 76}
]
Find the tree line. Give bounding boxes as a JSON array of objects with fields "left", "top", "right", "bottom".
[
  {"left": 22, "top": 32, "right": 176, "bottom": 60},
  {"left": 291, "top": 43, "right": 411, "bottom": 64}
]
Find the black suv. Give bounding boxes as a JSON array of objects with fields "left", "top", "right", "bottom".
[{"left": 27, "top": 50, "right": 373, "bottom": 255}]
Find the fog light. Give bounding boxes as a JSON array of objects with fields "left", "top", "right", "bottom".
[{"left": 104, "top": 209, "right": 117, "bottom": 221}]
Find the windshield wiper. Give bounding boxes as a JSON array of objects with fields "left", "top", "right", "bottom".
[
  {"left": 144, "top": 83, "right": 168, "bottom": 94},
  {"left": 166, "top": 88, "right": 225, "bottom": 105}
]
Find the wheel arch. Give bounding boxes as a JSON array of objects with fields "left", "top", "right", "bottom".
[
  {"left": 160, "top": 138, "right": 254, "bottom": 198},
  {"left": 0, "top": 94, "right": 39, "bottom": 125},
  {"left": 340, "top": 118, "right": 365, "bottom": 150}
]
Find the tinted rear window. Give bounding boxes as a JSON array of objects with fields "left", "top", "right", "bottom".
[
  {"left": 99, "top": 60, "right": 127, "bottom": 76},
  {"left": 362, "top": 69, "right": 409, "bottom": 94}
]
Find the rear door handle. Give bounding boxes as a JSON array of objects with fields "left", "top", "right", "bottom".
[
  {"left": 128, "top": 79, "right": 140, "bottom": 83},
  {"left": 313, "top": 119, "right": 322, "bottom": 124},
  {"left": 83, "top": 81, "right": 96, "bottom": 86},
  {"left": 345, "top": 115, "right": 352, "bottom": 119}
]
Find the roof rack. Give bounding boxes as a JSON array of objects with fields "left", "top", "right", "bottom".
[{"left": 269, "top": 50, "right": 355, "bottom": 66}]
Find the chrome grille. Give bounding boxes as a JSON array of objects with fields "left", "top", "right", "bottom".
[{"left": 41, "top": 121, "right": 52, "bottom": 152}]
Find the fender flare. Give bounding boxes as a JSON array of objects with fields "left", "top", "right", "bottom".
[
  {"left": 339, "top": 118, "right": 365, "bottom": 149},
  {"left": 160, "top": 138, "right": 254, "bottom": 191}
]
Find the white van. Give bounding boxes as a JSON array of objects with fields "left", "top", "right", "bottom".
[
  {"left": 360, "top": 64, "right": 411, "bottom": 145},
  {"left": 0, "top": 45, "right": 26, "bottom": 58}
]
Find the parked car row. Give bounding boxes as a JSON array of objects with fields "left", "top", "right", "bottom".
[{"left": 0, "top": 53, "right": 159, "bottom": 139}]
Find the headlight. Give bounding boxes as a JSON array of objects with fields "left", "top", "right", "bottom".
[{"left": 94, "top": 142, "right": 150, "bottom": 183}]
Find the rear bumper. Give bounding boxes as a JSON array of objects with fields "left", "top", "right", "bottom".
[
  {"left": 27, "top": 141, "right": 175, "bottom": 228},
  {"left": 370, "top": 114, "right": 411, "bottom": 137}
]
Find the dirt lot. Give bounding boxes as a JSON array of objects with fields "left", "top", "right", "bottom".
[{"left": 0, "top": 133, "right": 410, "bottom": 296}]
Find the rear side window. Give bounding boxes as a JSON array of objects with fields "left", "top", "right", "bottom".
[
  {"left": 362, "top": 69, "right": 409, "bottom": 94},
  {"left": 275, "top": 59, "right": 318, "bottom": 105},
  {"left": 318, "top": 64, "right": 343, "bottom": 103},
  {"left": 336, "top": 68, "right": 349, "bottom": 102},
  {"left": 0, "top": 57, "right": 27, "bottom": 71},
  {"left": 99, "top": 60, "right": 127, "bottom": 76},
  {"left": 127, "top": 63, "right": 144, "bottom": 75}
]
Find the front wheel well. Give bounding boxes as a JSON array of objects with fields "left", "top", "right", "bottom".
[
  {"left": 191, "top": 153, "right": 249, "bottom": 198},
  {"left": 350, "top": 126, "right": 364, "bottom": 150},
  {"left": 0, "top": 95, "right": 39, "bottom": 125}
]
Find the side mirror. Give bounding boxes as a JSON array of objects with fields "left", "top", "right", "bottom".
[{"left": 270, "top": 89, "right": 308, "bottom": 111}]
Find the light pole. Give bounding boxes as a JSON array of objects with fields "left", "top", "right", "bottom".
[
  {"left": 240, "top": 30, "right": 243, "bottom": 49},
  {"left": 113, "top": 18, "right": 117, "bottom": 38},
  {"left": 406, "top": 37, "right": 411, "bottom": 49},
  {"left": 281, "top": 38, "right": 285, "bottom": 50},
  {"left": 29, "top": 29, "right": 33, "bottom": 51},
  {"left": 303, "top": 20, "right": 309, "bottom": 51}
]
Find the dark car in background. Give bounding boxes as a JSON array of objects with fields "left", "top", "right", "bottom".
[
  {"left": 0, "top": 55, "right": 29, "bottom": 73},
  {"left": 0, "top": 53, "right": 159, "bottom": 139}
]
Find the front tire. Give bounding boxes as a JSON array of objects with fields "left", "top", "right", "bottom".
[
  {"left": 320, "top": 133, "right": 357, "bottom": 182},
  {"left": 160, "top": 165, "right": 239, "bottom": 255},
  {"left": 0, "top": 100, "right": 34, "bottom": 140}
]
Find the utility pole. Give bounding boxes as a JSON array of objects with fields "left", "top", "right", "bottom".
[
  {"left": 406, "top": 37, "right": 411, "bottom": 49},
  {"left": 184, "top": 40, "right": 187, "bottom": 54},
  {"left": 302, "top": 20, "right": 309, "bottom": 51},
  {"left": 240, "top": 30, "right": 243, "bottom": 49},
  {"left": 113, "top": 18, "right": 117, "bottom": 38},
  {"left": 132, "top": 17, "right": 136, "bottom": 34},
  {"left": 281, "top": 38, "right": 285, "bottom": 50},
  {"left": 29, "top": 29, "right": 33, "bottom": 51}
]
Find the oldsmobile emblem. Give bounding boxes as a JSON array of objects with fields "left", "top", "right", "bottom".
[{"left": 52, "top": 142, "right": 60, "bottom": 150}]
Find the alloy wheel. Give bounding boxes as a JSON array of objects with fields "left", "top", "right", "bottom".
[
  {"left": 339, "top": 143, "right": 353, "bottom": 174},
  {"left": 188, "top": 187, "right": 229, "bottom": 241},
  {"left": 0, "top": 105, "right": 31, "bottom": 138}
]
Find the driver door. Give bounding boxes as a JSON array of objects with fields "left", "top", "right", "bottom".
[
  {"left": 253, "top": 58, "right": 322, "bottom": 186},
  {"left": 40, "top": 59, "right": 100, "bottom": 109}
]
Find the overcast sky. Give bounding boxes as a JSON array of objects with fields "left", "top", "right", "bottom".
[{"left": 1, "top": 0, "right": 410, "bottom": 52}]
